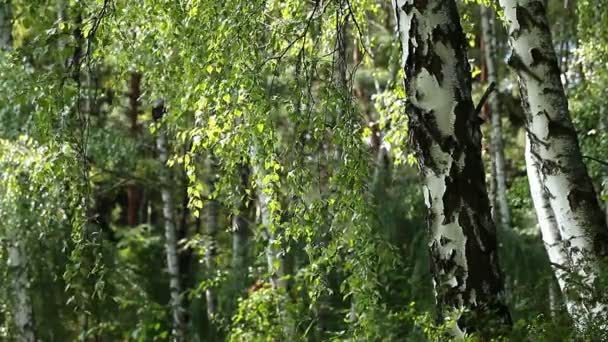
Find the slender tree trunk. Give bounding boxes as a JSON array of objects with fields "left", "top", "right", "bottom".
[
  {"left": 479, "top": 25, "right": 498, "bottom": 220},
  {"left": 498, "top": 0, "right": 608, "bottom": 318},
  {"left": 480, "top": 5, "right": 511, "bottom": 230},
  {"left": 153, "top": 102, "right": 186, "bottom": 341},
  {"left": 232, "top": 164, "right": 250, "bottom": 288},
  {"left": 126, "top": 72, "right": 141, "bottom": 226},
  {"left": 393, "top": 0, "right": 511, "bottom": 334},
  {"left": 205, "top": 157, "right": 219, "bottom": 319},
  {"left": 525, "top": 136, "right": 579, "bottom": 316},
  {"left": 335, "top": 0, "right": 348, "bottom": 108},
  {"left": 331, "top": 0, "right": 349, "bottom": 160},
  {"left": 249, "top": 147, "right": 287, "bottom": 291},
  {"left": 2, "top": 5, "right": 36, "bottom": 341}
]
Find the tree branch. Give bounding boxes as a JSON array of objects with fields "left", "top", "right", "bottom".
[
  {"left": 474, "top": 81, "right": 496, "bottom": 119},
  {"left": 583, "top": 155, "right": 608, "bottom": 168}
]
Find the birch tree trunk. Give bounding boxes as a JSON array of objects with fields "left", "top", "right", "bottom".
[
  {"left": 249, "top": 147, "right": 287, "bottom": 291},
  {"left": 232, "top": 164, "right": 250, "bottom": 288},
  {"left": 393, "top": 0, "right": 511, "bottom": 333},
  {"left": 153, "top": 102, "right": 186, "bottom": 341},
  {"left": 498, "top": 0, "right": 608, "bottom": 318},
  {"left": 525, "top": 136, "right": 579, "bottom": 316},
  {"left": 2, "top": 5, "right": 36, "bottom": 341},
  {"left": 480, "top": 5, "right": 511, "bottom": 230},
  {"left": 204, "top": 157, "right": 219, "bottom": 320}
]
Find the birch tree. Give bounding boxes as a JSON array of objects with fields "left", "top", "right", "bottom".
[
  {"left": 525, "top": 136, "right": 579, "bottom": 316},
  {"left": 250, "top": 148, "right": 285, "bottom": 291},
  {"left": 392, "top": 0, "right": 511, "bottom": 333},
  {"left": 498, "top": 0, "right": 608, "bottom": 319},
  {"left": 231, "top": 164, "right": 250, "bottom": 290},
  {"left": 153, "top": 102, "right": 186, "bottom": 341},
  {"left": 480, "top": 5, "right": 511, "bottom": 229}
]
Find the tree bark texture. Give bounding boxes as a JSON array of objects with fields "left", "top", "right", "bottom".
[
  {"left": 393, "top": 0, "right": 511, "bottom": 332},
  {"left": 498, "top": 0, "right": 608, "bottom": 318},
  {"left": 480, "top": 5, "right": 511, "bottom": 230},
  {"left": 153, "top": 103, "right": 186, "bottom": 341},
  {"left": 525, "top": 136, "right": 579, "bottom": 316}
]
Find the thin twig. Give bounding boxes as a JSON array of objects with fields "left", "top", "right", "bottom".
[
  {"left": 261, "top": 0, "right": 322, "bottom": 67},
  {"left": 345, "top": 0, "right": 373, "bottom": 59},
  {"left": 583, "top": 155, "right": 608, "bottom": 168},
  {"left": 474, "top": 81, "right": 496, "bottom": 118}
]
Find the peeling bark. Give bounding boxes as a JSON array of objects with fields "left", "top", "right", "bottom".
[
  {"left": 393, "top": 0, "right": 511, "bottom": 333},
  {"left": 498, "top": 0, "right": 608, "bottom": 319},
  {"left": 480, "top": 5, "right": 511, "bottom": 230},
  {"left": 153, "top": 102, "right": 186, "bottom": 341}
]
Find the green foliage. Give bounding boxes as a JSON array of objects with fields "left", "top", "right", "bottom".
[{"left": 0, "top": 0, "right": 607, "bottom": 340}]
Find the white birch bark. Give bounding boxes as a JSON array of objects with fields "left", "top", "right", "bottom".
[
  {"left": 498, "top": 0, "right": 608, "bottom": 319},
  {"left": 525, "top": 136, "right": 580, "bottom": 316},
  {"left": 154, "top": 103, "right": 186, "bottom": 341},
  {"left": 480, "top": 5, "right": 511, "bottom": 229},
  {"left": 249, "top": 147, "right": 285, "bottom": 291},
  {"left": 393, "top": 0, "right": 510, "bottom": 333}
]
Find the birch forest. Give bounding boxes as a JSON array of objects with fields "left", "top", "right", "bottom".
[{"left": 2, "top": 0, "right": 608, "bottom": 340}]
